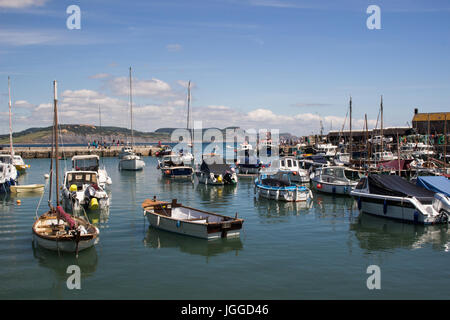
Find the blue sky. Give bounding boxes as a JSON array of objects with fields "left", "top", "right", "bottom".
[{"left": 1, "top": 0, "right": 449, "bottom": 135}]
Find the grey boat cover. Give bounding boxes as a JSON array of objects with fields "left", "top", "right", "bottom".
[
  {"left": 200, "top": 161, "right": 232, "bottom": 174},
  {"left": 368, "top": 174, "right": 435, "bottom": 202},
  {"left": 416, "top": 176, "right": 450, "bottom": 197}
]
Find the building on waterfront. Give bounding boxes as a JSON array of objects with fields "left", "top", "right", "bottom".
[{"left": 412, "top": 109, "right": 450, "bottom": 135}]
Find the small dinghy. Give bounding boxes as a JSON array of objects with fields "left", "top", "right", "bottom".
[
  {"left": 10, "top": 184, "right": 44, "bottom": 193},
  {"left": 142, "top": 197, "right": 244, "bottom": 240}
]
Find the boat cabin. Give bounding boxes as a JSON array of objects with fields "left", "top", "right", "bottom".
[
  {"left": 0, "top": 155, "right": 13, "bottom": 164},
  {"left": 64, "top": 171, "right": 99, "bottom": 191}
]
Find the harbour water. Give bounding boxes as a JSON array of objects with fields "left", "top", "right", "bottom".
[{"left": 0, "top": 157, "right": 449, "bottom": 299}]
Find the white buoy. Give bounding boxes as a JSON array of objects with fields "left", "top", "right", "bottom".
[{"left": 44, "top": 174, "right": 49, "bottom": 179}]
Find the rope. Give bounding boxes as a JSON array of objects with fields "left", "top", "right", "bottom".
[{"left": 35, "top": 177, "right": 49, "bottom": 219}]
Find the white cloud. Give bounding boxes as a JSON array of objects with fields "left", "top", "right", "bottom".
[
  {"left": 0, "top": 0, "right": 48, "bottom": 8},
  {"left": 89, "top": 73, "right": 111, "bottom": 79},
  {"left": 166, "top": 44, "right": 182, "bottom": 52},
  {"left": 14, "top": 100, "right": 33, "bottom": 108},
  {"left": 109, "top": 76, "right": 172, "bottom": 97}
]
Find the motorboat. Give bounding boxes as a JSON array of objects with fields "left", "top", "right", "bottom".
[
  {"left": 195, "top": 161, "right": 238, "bottom": 185},
  {"left": 372, "top": 151, "right": 397, "bottom": 162},
  {"left": 142, "top": 197, "right": 244, "bottom": 240},
  {"left": 119, "top": 153, "right": 146, "bottom": 171},
  {"left": 351, "top": 174, "right": 449, "bottom": 224},
  {"left": 71, "top": 155, "right": 112, "bottom": 189},
  {"left": 157, "top": 154, "right": 193, "bottom": 178},
  {"left": 314, "top": 143, "right": 337, "bottom": 156},
  {"left": 236, "top": 155, "right": 261, "bottom": 175},
  {"left": 311, "top": 166, "right": 361, "bottom": 195},
  {"left": 12, "top": 155, "right": 30, "bottom": 172},
  {"left": 0, "top": 155, "right": 18, "bottom": 193},
  {"left": 254, "top": 170, "right": 313, "bottom": 202},
  {"left": 62, "top": 170, "right": 110, "bottom": 213},
  {"left": 155, "top": 145, "right": 173, "bottom": 157},
  {"left": 269, "top": 156, "right": 310, "bottom": 184}
]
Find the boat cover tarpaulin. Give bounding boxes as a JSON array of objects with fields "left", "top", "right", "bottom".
[
  {"left": 56, "top": 206, "right": 77, "bottom": 229},
  {"left": 416, "top": 176, "right": 450, "bottom": 197},
  {"left": 377, "top": 159, "right": 413, "bottom": 171},
  {"left": 368, "top": 174, "right": 435, "bottom": 202},
  {"left": 200, "top": 161, "right": 232, "bottom": 174}
]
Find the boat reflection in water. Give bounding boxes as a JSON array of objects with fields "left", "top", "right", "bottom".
[
  {"left": 86, "top": 207, "right": 111, "bottom": 227},
  {"left": 196, "top": 183, "right": 238, "bottom": 201},
  {"left": 254, "top": 196, "right": 313, "bottom": 222},
  {"left": 313, "top": 193, "right": 357, "bottom": 219},
  {"left": 143, "top": 227, "right": 243, "bottom": 262},
  {"left": 350, "top": 212, "right": 450, "bottom": 252},
  {"left": 31, "top": 243, "right": 98, "bottom": 297}
]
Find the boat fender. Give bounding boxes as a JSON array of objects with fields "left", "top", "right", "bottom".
[
  {"left": 316, "top": 183, "right": 322, "bottom": 189},
  {"left": 413, "top": 211, "right": 419, "bottom": 224},
  {"left": 357, "top": 197, "right": 362, "bottom": 210},
  {"left": 344, "top": 186, "right": 348, "bottom": 194},
  {"left": 176, "top": 220, "right": 181, "bottom": 228},
  {"left": 332, "top": 186, "right": 336, "bottom": 194},
  {"left": 383, "top": 199, "right": 387, "bottom": 215}
]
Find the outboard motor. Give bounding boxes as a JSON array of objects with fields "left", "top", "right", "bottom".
[
  {"left": 223, "top": 171, "right": 233, "bottom": 184},
  {"left": 433, "top": 193, "right": 450, "bottom": 223},
  {"left": 84, "top": 185, "right": 99, "bottom": 210}
]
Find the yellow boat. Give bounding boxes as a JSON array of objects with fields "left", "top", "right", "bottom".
[{"left": 10, "top": 184, "right": 44, "bottom": 193}]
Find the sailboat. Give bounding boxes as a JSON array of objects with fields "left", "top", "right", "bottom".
[
  {"left": 32, "top": 80, "right": 99, "bottom": 254},
  {"left": 5, "top": 76, "right": 30, "bottom": 173},
  {"left": 119, "top": 67, "right": 145, "bottom": 171}
]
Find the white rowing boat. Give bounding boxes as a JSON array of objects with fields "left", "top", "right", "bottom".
[
  {"left": 142, "top": 197, "right": 244, "bottom": 240},
  {"left": 10, "top": 184, "right": 45, "bottom": 193}
]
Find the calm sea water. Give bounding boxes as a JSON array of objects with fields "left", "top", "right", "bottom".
[{"left": 0, "top": 157, "right": 449, "bottom": 300}]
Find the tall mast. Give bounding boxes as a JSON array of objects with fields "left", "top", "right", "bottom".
[
  {"left": 187, "top": 80, "right": 192, "bottom": 146},
  {"left": 349, "top": 96, "right": 352, "bottom": 162},
  {"left": 129, "top": 67, "right": 134, "bottom": 148},
  {"left": 445, "top": 113, "right": 447, "bottom": 169},
  {"left": 365, "top": 113, "right": 368, "bottom": 170},
  {"left": 8, "top": 76, "right": 14, "bottom": 157},
  {"left": 380, "top": 95, "right": 384, "bottom": 158},
  {"left": 53, "top": 80, "right": 60, "bottom": 207}
]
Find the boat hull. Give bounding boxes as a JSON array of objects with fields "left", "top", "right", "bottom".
[
  {"left": 119, "top": 158, "right": 145, "bottom": 170},
  {"left": 255, "top": 184, "right": 312, "bottom": 202},
  {"left": 145, "top": 212, "right": 241, "bottom": 240},
  {"left": 33, "top": 233, "right": 99, "bottom": 252},
  {"left": 161, "top": 167, "right": 193, "bottom": 178},
  {"left": 311, "top": 179, "right": 355, "bottom": 195},
  {"left": 10, "top": 184, "right": 44, "bottom": 193},
  {"left": 351, "top": 191, "right": 447, "bottom": 225}
]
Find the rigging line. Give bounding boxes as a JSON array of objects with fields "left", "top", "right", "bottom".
[{"left": 35, "top": 178, "right": 50, "bottom": 219}]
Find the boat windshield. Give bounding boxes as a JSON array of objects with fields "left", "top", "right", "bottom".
[
  {"left": 344, "top": 170, "right": 361, "bottom": 181},
  {"left": 73, "top": 158, "right": 99, "bottom": 171},
  {"left": 0, "top": 156, "right": 12, "bottom": 164}
]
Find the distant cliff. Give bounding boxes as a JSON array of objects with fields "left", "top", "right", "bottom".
[{"left": 0, "top": 124, "right": 170, "bottom": 145}]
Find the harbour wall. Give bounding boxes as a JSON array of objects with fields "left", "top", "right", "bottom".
[{"left": 0, "top": 146, "right": 162, "bottom": 159}]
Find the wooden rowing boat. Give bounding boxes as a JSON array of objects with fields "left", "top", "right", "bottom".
[
  {"left": 142, "top": 197, "right": 244, "bottom": 240},
  {"left": 10, "top": 184, "right": 44, "bottom": 193}
]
